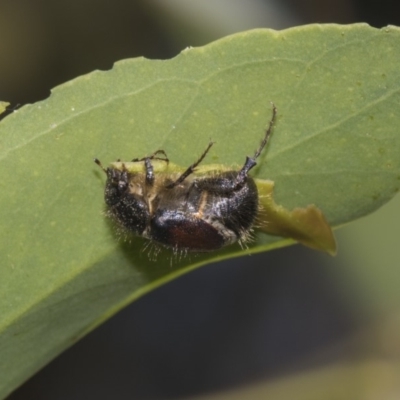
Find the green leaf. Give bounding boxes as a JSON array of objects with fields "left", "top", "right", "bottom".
[{"left": 1, "top": 23, "right": 400, "bottom": 397}]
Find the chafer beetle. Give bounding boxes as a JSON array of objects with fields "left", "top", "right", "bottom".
[{"left": 95, "top": 105, "right": 277, "bottom": 253}]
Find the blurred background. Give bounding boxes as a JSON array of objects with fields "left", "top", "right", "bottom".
[{"left": 2, "top": 0, "right": 400, "bottom": 399}]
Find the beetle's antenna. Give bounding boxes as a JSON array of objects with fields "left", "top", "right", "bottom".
[
  {"left": 94, "top": 158, "right": 107, "bottom": 174},
  {"left": 253, "top": 103, "right": 277, "bottom": 160}
]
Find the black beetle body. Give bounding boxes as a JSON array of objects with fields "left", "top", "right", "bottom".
[{"left": 95, "top": 105, "right": 276, "bottom": 253}]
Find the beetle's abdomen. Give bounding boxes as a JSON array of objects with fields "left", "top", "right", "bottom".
[{"left": 149, "top": 210, "right": 226, "bottom": 251}]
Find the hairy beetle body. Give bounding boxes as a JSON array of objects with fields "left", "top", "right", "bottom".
[{"left": 95, "top": 105, "right": 276, "bottom": 253}]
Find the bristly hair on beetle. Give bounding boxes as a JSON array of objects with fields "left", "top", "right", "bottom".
[{"left": 95, "top": 104, "right": 277, "bottom": 257}]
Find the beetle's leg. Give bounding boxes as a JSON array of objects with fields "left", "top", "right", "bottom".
[
  {"left": 131, "top": 150, "right": 169, "bottom": 185},
  {"left": 166, "top": 141, "right": 214, "bottom": 188},
  {"left": 143, "top": 158, "right": 156, "bottom": 185},
  {"left": 131, "top": 149, "right": 169, "bottom": 164},
  {"left": 235, "top": 103, "right": 276, "bottom": 187},
  {"left": 253, "top": 104, "right": 277, "bottom": 161}
]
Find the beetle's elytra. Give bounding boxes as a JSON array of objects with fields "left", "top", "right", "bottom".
[{"left": 95, "top": 105, "right": 277, "bottom": 253}]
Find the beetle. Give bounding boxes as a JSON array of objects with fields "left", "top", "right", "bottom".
[{"left": 95, "top": 104, "right": 277, "bottom": 253}]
